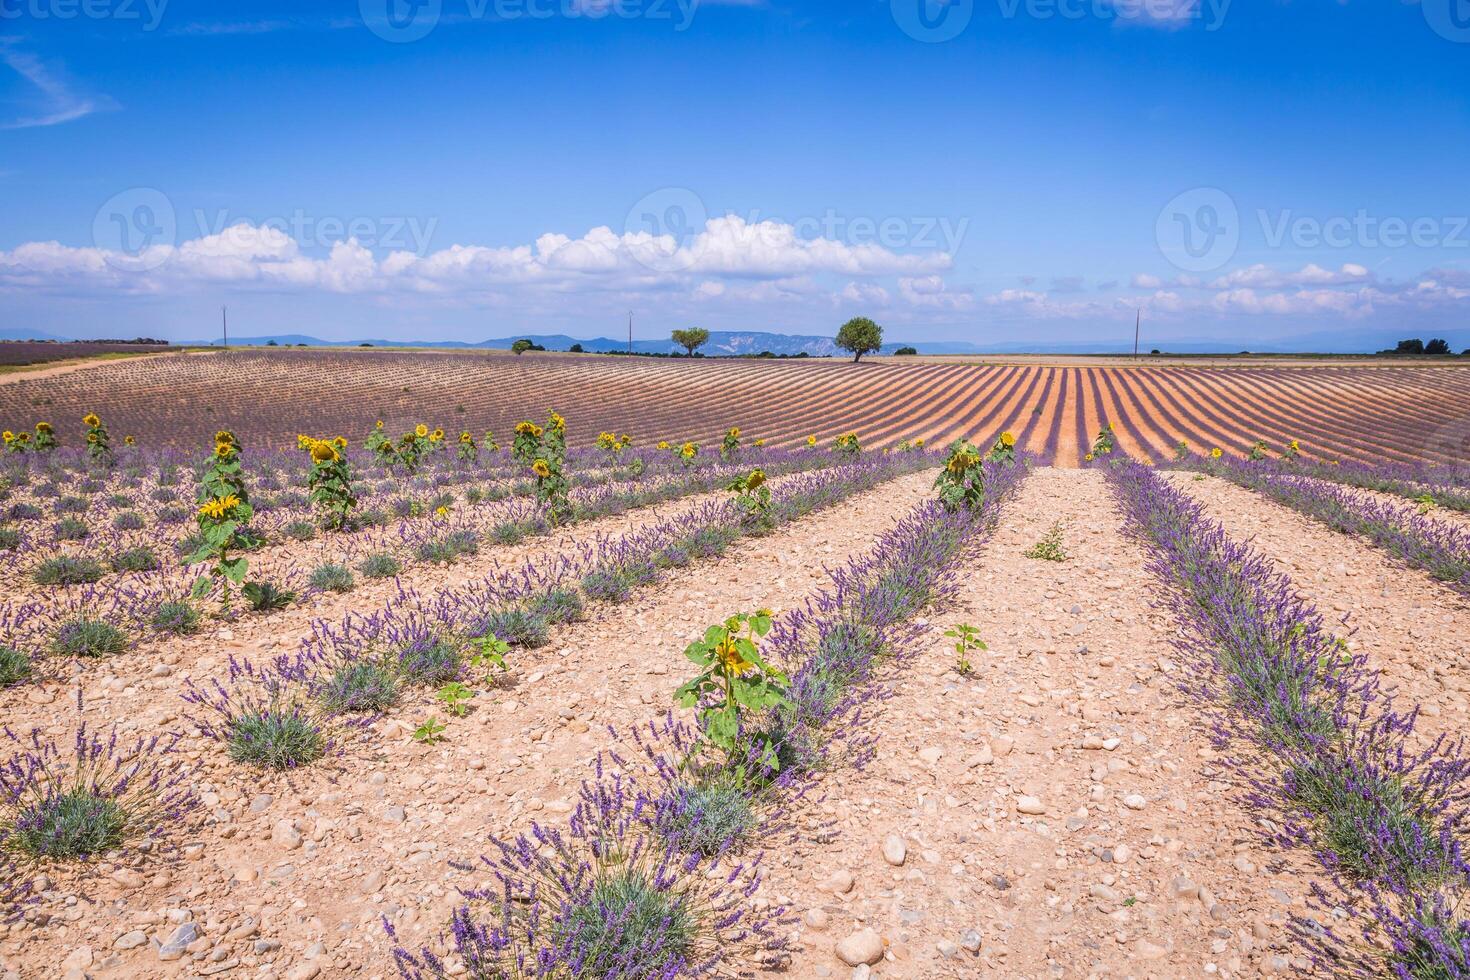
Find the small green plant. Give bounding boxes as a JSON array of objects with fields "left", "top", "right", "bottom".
[
  {"left": 1023, "top": 521, "right": 1068, "bottom": 562},
  {"left": 467, "top": 634, "right": 511, "bottom": 684},
  {"left": 675, "top": 611, "right": 792, "bottom": 779},
  {"left": 1089, "top": 422, "right": 1116, "bottom": 459},
  {"left": 412, "top": 717, "right": 447, "bottom": 743},
  {"left": 109, "top": 546, "right": 159, "bottom": 573},
  {"left": 53, "top": 618, "right": 126, "bottom": 658},
  {"left": 832, "top": 432, "right": 862, "bottom": 457},
  {"left": 33, "top": 555, "right": 105, "bottom": 586},
  {"left": 241, "top": 581, "right": 296, "bottom": 612},
  {"left": 1246, "top": 439, "right": 1270, "bottom": 462},
  {"left": 435, "top": 681, "right": 475, "bottom": 717},
  {"left": 0, "top": 646, "right": 33, "bottom": 687},
  {"left": 283, "top": 520, "right": 317, "bottom": 542},
  {"left": 151, "top": 599, "right": 202, "bottom": 636},
  {"left": 1416, "top": 493, "right": 1437, "bottom": 515},
  {"left": 944, "top": 624, "right": 988, "bottom": 676},
  {"left": 720, "top": 426, "right": 742, "bottom": 461},
  {"left": 358, "top": 551, "right": 402, "bottom": 578},
  {"left": 1173, "top": 440, "right": 1192, "bottom": 462},
  {"left": 309, "top": 562, "right": 355, "bottom": 593}
]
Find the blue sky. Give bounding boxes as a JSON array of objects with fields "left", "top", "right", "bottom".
[{"left": 1, "top": 0, "right": 1468, "bottom": 351}]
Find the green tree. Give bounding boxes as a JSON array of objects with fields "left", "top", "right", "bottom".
[
  {"left": 511, "top": 339, "right": 534, "bottom": 355},
  {"left": 835, "top": 317, "right": 883, "bottom": 363},
  {"left": 671, "top": 328, "right": 711, "bottom": 357}
]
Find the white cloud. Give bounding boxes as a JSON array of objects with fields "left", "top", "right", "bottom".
[{"left": 0, "top": 43, "right": 112, "bottom": 129}]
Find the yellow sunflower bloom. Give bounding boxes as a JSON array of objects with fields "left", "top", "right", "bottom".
[
  {"left": 460, "top": 431, "right": 473, "bottom": 443},
  {"left": 297, "top": 434, "right": 312, "bottom": 449},
  {"left": 435, "top": 505, "right": 449, "bottom": 517},
  {"left": 14, "top": 433, "right": 28, "bottom": 444},
  {"left": 1210, "top": 448, "right": 1223, "bottom": 459},
  {"left": 1, "top": 431, "right": 12, "bottom": 443},
  {"left": 82, "top": 413, "right": 101, "bottom": 427},
  {"left": 431, "top": 428, "right": 444, "bottom": 441},
  {"left": 415, "top": 424, "right": 429, "bottom": 439},
  {"left": 214, "top": 430, "right": 234, "bottom": 445},
  {"left": 532, "top": 459, "right": 552, "bottom": 478},
  {"left": 915, "top": 438, "right": 925, "bottom": 447},
  {"left": 86, "top": 433, "right": 98, "bottom": 444},
  {"left": 806, "top": 435, "right": 817, "bottom": 447},
  {"left": 1085, "top": 453, "right": 1095, "bottom": 462},
  {"left": 1000, "top": 431, "right": 1016, "bottom": 447},
  {"left": 754, "top": 438, "right": 766, "bottom": 447},
  {"left": 657, "top": 440, "right": 670, "bottom": 450},
  {"left": 375, "top": 420, "right": 384, "bottom": 430},
  {"left": 124, "top": 435, "right": 135, "bottom": 446},
  {"left": 549, "top": 412, "right": 566, "bottom": 431},
  {"left": 35, "top": 422, "right": 52, "bottom": 434},
  {"left": 515, "top": 421, "right": 536, "bottom": 436},
  {"left": 715, "top": 637, "right": 755, "bottom": 677},
  {"left": 310, "top": 441, "right": 339, "bottom": 463},
  {"left": 728, "top": 427, "right": 740, "bottom": 438},
  {"left": 746, "top": 469, "right": 767, "bottom": 489},
  {"left": 214, "top": 442, "right": 235, "bottom": 459}
]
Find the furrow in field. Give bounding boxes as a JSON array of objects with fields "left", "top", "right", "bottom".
[{"left": 760, "top": 468, "right": 1299, "bottom": 976}]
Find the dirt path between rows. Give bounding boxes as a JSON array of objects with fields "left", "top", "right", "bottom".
[
  {"left": 4, "top": 469, "right": 941, "bottom": 979},
  {"left": 1167, "top": 471, "right": 1470, "bottom": 725},
  {"left": 0, "top": 350, "right": 215, "bottom": 387},
  {"left": 758, "top": 468, "right": 1307, "bottom": 979}
]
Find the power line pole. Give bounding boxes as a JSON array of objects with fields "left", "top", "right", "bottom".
[
  {"left": 222, "top": 305, "right": 228, "bottom": 347},
  {"left": 627, "top": 310, "right": 633, "bottom": 355},
  {"left": 1133, "top": 308, "right": 1141, "bottom": 359}
]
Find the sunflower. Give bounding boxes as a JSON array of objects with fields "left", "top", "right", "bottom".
[
  {"left": 198, "top": 494, "right": 240, "bottom": 520},
  {"left": 1085, "top": 453, "right": 1095, "bottom": 462},
  {"left": 431, "top": 428, "right": 445, "bottom": 442},
  {"left": 680, "top": 442, "right": 697, "bottom": 458},
  {"left": 214, "top": 430, "right": 234, "bottom": 445},
  {"left": 618, "top": 434, "right": 631, "bottom": 445},
  {"left": 532, "top": 459, "right": 552, "bottom": 478},
  {"left": 914, "top": 438, "right": 925, "bottom": 447},
  {"left": 460, "top": 431, "right": 473, "bottom": 444},
  {"left": 1, "top": 432, "right": 12, "bottom": 443},
  {"left": 14, "top": 433, "right": 28, "bottom": 444},
  {"left": 1000, "top": 431, "right": 1016, "bottom": 448},
  {"left": 714, "top": 636, "right": 755, "bottom": 677},
  {"left": 415, "top": 424, "right": 429, "bottom": 439},
  {"left": 657, "top": 441, "right": 671, "bottom": 451},
  {"left": 124, "top": 436, "right": 135, "bottom": 446},
  {"left": 310, "top": 441, "right": 339, "bottom": 463},
  {"left": 728, "top": 427, "right": 740, "bottom": 438},
  {"left": 297, "top": 434, "right": 312, "bottom": 449},
  {"left": 375, "top": 420, "right": 384, "bottom": 430},
  {"left": 947, "top": 451, "right": 980, "bottom": 474},
  {"left": 333, "top": 436, "right": 347, "bottom": 449},
  {"left": 214, "top": 442, "right": 236, "bottom": 459},
  {"left": 82, "top": 413, "right": 101, "bottom": 428},
  {"left": 515, "top": 421, "right": 537, "bottom": 436},
  {"left": 806, "top": 435, "right": 817, "bottom": 447},
  {"left": 435, "top": 505, "right": 449, "bottom": 517},
  {"left": 1210, "top": 448, "right": 1223, "bottom": 459},
  {"left": 745, "top": 469, "right": 767, "bottom": 489},
  {"left": 549, "top": 412, "right": 566, "bottom": 432},
  {"left": 1289, "top": 440, "right": 1301, "bottom": 451},
  {"left": 86, "top": 433, "right": 98, "bottom": 444},
  {"left": 754, "top": 438, "right": 766, "bottom": 447},
  {"left": 34, "top": 422, "right": 51, "bottom": 434}
]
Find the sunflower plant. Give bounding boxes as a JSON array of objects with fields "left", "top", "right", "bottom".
[
  {"left": 515, "top": 412, "right": 572, "bottom": 525},
  {"left": 457, "top": 431, "right": 478, "bottom": 463},
  {"left": 726, "top": 469, "right": 772, "bottom": 532},
  {"left": 935, "top": 439, "right": 986, "bottom": 511},
  {"left": 1, "top": 430, "right": 25, "bottom": 454},
  {"left": 720, "top": 427, "right": 742, "bottom": 461},
  {"left": 511, "top": 420, "right": 545, "bottom": 466},
  {"left": 298, "top": 435, "right": 357, "bottom": 531},
  {"left": 365, "top": 420, "right": 391, "bottom": 459},
  {"left": 1282, "top": 439, "right": 1303, "bottom": 461},
  {"left": 677, "top": 441, "right": 699, "bottom": 468},
  {"left": 1090, "top": 422, "right": 1116, "bottom": 458},
  {"left": 481, "top": 430, "right": 500, "bottom": 453},
  {"left": 31, "top": 422, "right": 56, "bottom": 453},
  {"left": 986, "top": 430, "right": 1017, "bottom": 464},
  {"left": 189, "top": 430, "right": 257, "bottom": 604},
  {"left": 832, "top": 432, "right": 862, "bottom": 458},
  {"left": 1246, "top": 439, "right": 1271, "bottom": 462},
  {"left": 82, "top": 412, "right": 113, "bottom": 467},
  {"left": 674, "top": 611, "right": 791, "bottom": 777}
]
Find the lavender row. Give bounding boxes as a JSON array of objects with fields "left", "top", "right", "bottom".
[
  {"left": 1186, "top": 456, "right": 1470, "bottom": 596},
  {"left": 1106, "top": 459, "right": 1470, "bottom": 978},
  {"left": 390, "top": 458, "right": 1029, "bottom": 977}
]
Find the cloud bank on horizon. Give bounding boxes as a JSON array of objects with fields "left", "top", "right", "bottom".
[{"left": 1, "top": 0, "right": 1467, "bottom": 349}]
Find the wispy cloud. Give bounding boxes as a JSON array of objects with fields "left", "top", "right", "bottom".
[{"left": 0, "top": 41, "right": 114, "bottom": 130}]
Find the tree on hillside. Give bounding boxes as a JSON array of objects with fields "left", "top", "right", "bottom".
[
  {"left": 671, "top": 328, "right": 710, "bottom": 357},
  {"left": 1394, "top": 339, "right": 1426, "bottom": 355},
  {"left": 1426, "top": 338, "right": 1451, "bottom": 356},
  {"left": 836, "top": 317, "right": 883, "bottom": 363},
  {"left": 511, "top": 339, "right": 534, "bottom": 355}
]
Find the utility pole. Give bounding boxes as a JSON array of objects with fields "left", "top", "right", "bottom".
[
  {"left": 222, "top": 305, "right": 228, "bottom": 347},
  {"left": 627, "top": 310, "right": 633, "bottom": 355},
  {"left": 1133, "top": 308, "right": 1141, "bottom": 359}
]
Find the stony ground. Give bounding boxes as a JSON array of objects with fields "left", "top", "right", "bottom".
[{"left": 3, "top": 466, "right": 1465, "bottom": 979}]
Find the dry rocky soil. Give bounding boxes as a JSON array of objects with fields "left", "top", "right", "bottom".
[{"left": 1, "top": 466, "right": 1465, "bottom": 979}]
